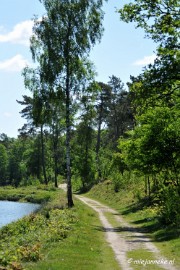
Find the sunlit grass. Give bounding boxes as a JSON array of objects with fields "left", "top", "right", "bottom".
[
  {"left": 0, "top": 185, "right": 59, "bottom": 203},
  {"left": 86, "top": 180, "right": 180, "bottom": 269},
  {"left": 0, "top": 186, "right": 120, "bottom": 270},
  {"left": 24, "top": 199, "right": 120, "bottom": 270},
  {"left": 127, "top": 249, "right": 169, "bottom": 270}
]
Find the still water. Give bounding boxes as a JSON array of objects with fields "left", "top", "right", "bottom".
[{"left": 0, "top": 201, "right": 40, "bottom": 228}]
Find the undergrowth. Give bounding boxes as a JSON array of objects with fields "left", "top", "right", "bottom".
[
  {"left": 0, "top": 186, "right": 120, "bottom": 270},
  {"left": 0, "top": 187, "right": 74, "bottom": 270}
]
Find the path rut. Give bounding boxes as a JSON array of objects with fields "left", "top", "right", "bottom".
[{"left": 60, "top": 184, "right": 177, "bottom": 270}]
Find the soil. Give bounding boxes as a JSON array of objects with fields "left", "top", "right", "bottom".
[{"left": 59, "top": 184, "right": 177, "bottom": 270}]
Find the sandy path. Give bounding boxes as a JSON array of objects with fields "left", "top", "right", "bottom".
[{"left": 59, "top": 184, "right": 177, "bottom": 270}]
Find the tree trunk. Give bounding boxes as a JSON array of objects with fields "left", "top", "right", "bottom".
[
  {"left": 145, "top": 176, "right": 147, "bottom": 196},
  {"left": 40, "top": 124, "right": 48, "bottom": 185},
  {"left": 65, "top": 77, "right": 74, "bottom": 208},
  {"left": 147, "top": 175, "right": 151, "bottom": 199},
  {"left": 37, "top": 136, "right": 42, "bottom": 181},
  {"left": 53, "top": 135, "right": 58, "bottom": 188},
  {"left": 96, "top": 103, "right": 103, "bottom": 181}
]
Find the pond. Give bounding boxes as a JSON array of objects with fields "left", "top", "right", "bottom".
[{"left": 0, "top": 201, "right": 40, "bottom": 228}]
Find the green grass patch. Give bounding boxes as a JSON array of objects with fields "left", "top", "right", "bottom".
[
  {"left": 127, "top": 249, "right": 172, "bottom": 270},
  {"left": 0, "top": 185, "right": 59, "bottom": 203},
  {"left": 23, "top": 199, "right": 120, "bottom": 270},
  {"left": 0, "top": 188, "right": 69, "bottom": 269},
  {"left": 0, "top": 186, "right": 120, "bottom": 270},
  {"left": 86, "top": 180, "right": 180, "bottom": 268}
]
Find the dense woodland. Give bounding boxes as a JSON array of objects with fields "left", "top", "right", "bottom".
[{"left": 0, "top": 0, "right": 179, "bottom": 225}]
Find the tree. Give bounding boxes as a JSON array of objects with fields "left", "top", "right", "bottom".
[
  {"left": 119, "top": 0, "right": 179, "bottom": 44},
  {"left": 8, "top": 139, "right": 25, "bottom": 187},
  {"left": 48, "top": 90, "right": 66, "bottom": 188},
  {"left": 22, "top": 137, "right": 42, "bottom": 182},
  {"left": 107, "top": 76, "right": 134, "bottom": 148},
  {"left": 119, "top": 0, "right": 179, "bottom": 100},
  {"left": 118, "top": 0, "right": 180, "bottom": 177},
  {"left": 0, "top": 144, "right": 8, "bottom": 185},
  {"left": 0, "top": 133, "right": 13, "bottom": 149},
  {"left": 30, "top": 0, "right": 105, "bottom": 207},
  {"left": 119, "top": 0, "right": 180, "bottom": 100},
  {"left": 20, "top": 66, "right": 68, "bottom": 187},
  {"left": 72, "top": 91, "right": 96, "bottom": 190},
  {"left": 118, "top": 0, "right": 180, "bottom": 223},
  {"left": 95, "top": 82, "right": 111, "bottom": 180},
  {"left": 19, "top": 67, "right": 51, "bottom": 185}
]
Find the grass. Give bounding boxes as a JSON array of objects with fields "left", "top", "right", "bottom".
[
  {"left": 0, "top": 186, "right": 120, "bottom": 270},
  {"left": 23, "top": 199, "right": 120, "bottom": 270},
  {"left": 102, "top": 209, "right": 174, "bottom": 270},
  {"left": 86, "top": 180, "right": 180, "bottom": 268},
  {"left": 0, "top": 185, "right": 59, "bottom": 203},
  {"left": 126, "top": 249, "right": 171, "bottom": 270}
]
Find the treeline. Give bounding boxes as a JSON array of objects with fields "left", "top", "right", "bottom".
[
  {"left": 0, "top": 75, "right": 133, "bottom": 189},
  {"left": 117, "top": 0, "right": 180, "bottom": 226}
]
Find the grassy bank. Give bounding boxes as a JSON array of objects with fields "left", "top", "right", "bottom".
[
  {"left": 0, "top": 185, "right": 59, "bottom": 204},
  {"left": 24, "top": 199, "right": 120, "bottom": 270},
  {"left": 86, "top": 180, "right": 180, "bottom": 268},
  {"left": 0, "top": 186, "right": 120, "bottom": 270}
]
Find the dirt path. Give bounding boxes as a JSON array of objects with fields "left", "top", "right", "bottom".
[{"left": 59, "top": 184, "right": 177, "bottom": 270}]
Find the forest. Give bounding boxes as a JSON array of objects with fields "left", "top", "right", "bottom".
[{"left": 0, "top": 0, "right": 179, "bottom": 227}]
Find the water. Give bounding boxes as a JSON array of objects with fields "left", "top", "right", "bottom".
[{"left": 0, "top": 201, "right": 40, "bottom": 228}]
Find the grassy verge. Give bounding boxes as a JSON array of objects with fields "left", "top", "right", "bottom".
[
  {"left": 24, "top": 199, "right": 120, "bottom": 270},
  {"left": 0, "top": 185, "right": 59, "bottom": 203},
  {"left": 127, "top": 249, "right": 169, "bottom": 270},
  {"left": 86, "top": 180, "right": 180, "bottom": 268},
  {"left": 0, "top": 186, "right": 120, "bottom": 270}
]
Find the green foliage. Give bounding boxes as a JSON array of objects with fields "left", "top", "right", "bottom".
[
  {"left": 0, "top": 144, "right": 8, "bottom": 184},
  {"left": 0, "top": 208, "right": 75, "bottom": 267},
  {"left": 72, "top": 116, "right": 96, "bottom": 191},
  {"left": 0, "top": 0, "right": 178, "bottom": 243},
  {"left": 110, "top": 170, "right": 132, "bottom": 193},
  {"left": 118, "top": 105, "right": 180, "bottom": 224},
  {"left": 0, "top": 185, "right": 55, "bottom": 203},
  {"left": 119, "top": 0, "right": 179, "bottom": 43},
  {"left": 158, "top": 185, "right": 180, "bottom": 226},
  {"left": 8, "top": 139, "right": 26, "bottom": 186},
  {"left": 106, "top": 76, "right": 134, "bottom": 145},
  {"left": 0, "top": 188, "right": 120, "bottom": 270},
  {"left": 87, "top": 179, "right": 180, "bottom": 267},
  {"left": 95, "top": 146, "right": 113, "bottom": 181},
  {"left": 119, "top": 106, "right": 180, "bottom": 177},
  {"left": 22, "top": 201, "right": 120, "bottom": 270},
  {"left": 28, "top": 0, "right": 106, "bottom": 206},
  {"left": 19, "top": 243, "right": 41, "bottom": 262},
  {"left": 115, "top": 0, "right": 180, "bottom": 227},
  {"left": 0, "top": 191, "right": 76, "bottom": 269}
]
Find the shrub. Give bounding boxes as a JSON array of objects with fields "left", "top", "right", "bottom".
[
  {"left": 158, "top": 185, "right": 180, "bottom": 227},
  {"left": 0, "top": 198, "right": 77, "bottom": 269}
]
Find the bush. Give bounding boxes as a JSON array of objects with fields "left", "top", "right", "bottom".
[
  {"left": 158, "top": 185, "right": 180, "bottom": 227},
  {"left": 110, "top": 170, "right": 133, "bottom": 192},
  {"left": 0, "top": 192, "right": 77, "bottom": 269}
]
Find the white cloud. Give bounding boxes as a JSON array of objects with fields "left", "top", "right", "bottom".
[
  {"left": 0, "top": 54, "right": 29, "bottom": 72},
  {"left": 0, "top": 20, "right": 33, "bottom": 46},
  {"left": 133, "top": 54, "right": 156, "bottom": 66}
]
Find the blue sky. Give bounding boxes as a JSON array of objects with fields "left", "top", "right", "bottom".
[{"left": 0, "top": 0, "right": 157, "bottom": 138}]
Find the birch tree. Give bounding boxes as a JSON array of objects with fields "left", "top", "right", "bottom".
[{"left": 31, "top": 0, "right": 105, "bottom": 207}]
